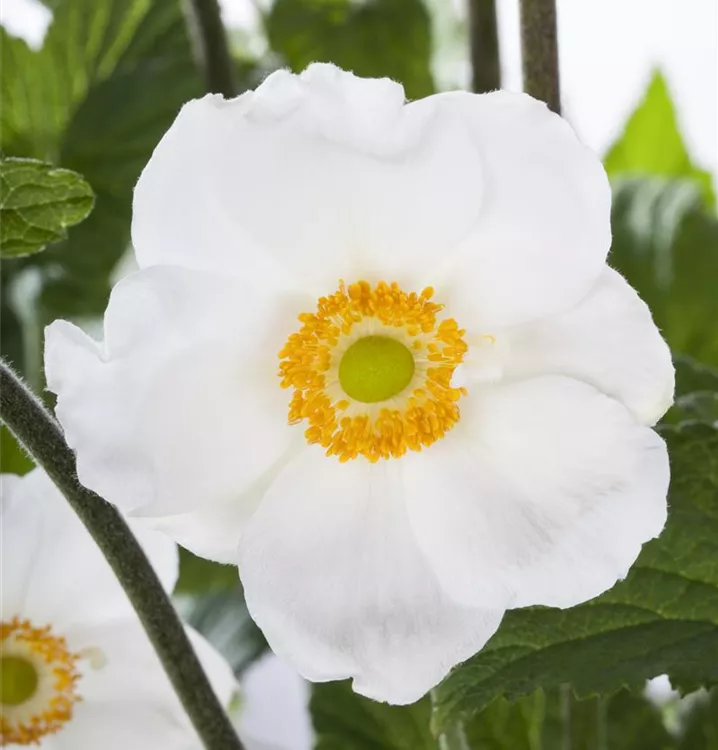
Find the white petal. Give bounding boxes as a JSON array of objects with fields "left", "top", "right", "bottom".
[
  {"left": 0, "top": 469, "right": 178, "bottom": 628},
  {"left": 45, "top": 265, "right": 298, "bottom": 522},
  {"left": 436, "top": 90, "right": 611, "bottom": 328},
  {"left": 500, "top": 266, "right": 674, "bottom": 425},
  {"left": 403, "top": 376, "right": 669, "bottom": 610},
  {"left": 63, "top": 618, "right": 237, "bottom": 750},
  {"left": 132, "top": 64, "right": 486, "bottom": 292},
  {"left": 238, "top": 447, "right": 503, "bottom": 705}
]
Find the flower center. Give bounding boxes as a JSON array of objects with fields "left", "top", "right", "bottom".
[
  {"left": 279, "top": 280, "right": 468, "bottom": 462},
  {"left": 1, "top": 618, "right": 82, "bottom": 746},
  {"left": 338, "top": 335, "right": 415, "bottom": 403},
  {"left": 0, "top": 657, "right": 38, "bottom": 706}
]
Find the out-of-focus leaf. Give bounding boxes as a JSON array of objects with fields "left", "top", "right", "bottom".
[
  {"left": 604, "top": 71, "right": 714, "bottom": 207},
  {"left": 464, "top": 691, "right": 544, "bottom": 750},
  {"left": 176, "top": 548, "right": 239, "bottom": 594},
  {"left": 175, "top": 549, "right": 266, "bottom": 675},
  {"left": 177, "top": 589, "right": 268, "bottom": 676},
  {"left": 0, "top": 0, "right": 202, "bottom": 319},
  {"left": 0, "top": 157, "right": 94, "bottom": 258},
  {"left": 673, "top": 356, "right": 718, "bottom": 397},
  {"left": 0, "top": 425, "right": 35, "bottom": 475},
  {"left": 677, "top": 688, "right": 718, "bottom": 749},
  {"left": 431, "top": 423, "right": 718, "bottom": 732},
  {"left": 266, "top": 0, "right": 434, "bottom": 99},
  {"left": 610, "top": 178, "right": 718, "bottom": 366},
  {"left": 310, "top": 681, "right": 435, "bottom": 750}
]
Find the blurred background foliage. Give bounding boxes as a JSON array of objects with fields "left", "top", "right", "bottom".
[{"left": 1, "top": 0, "right": 717, "bottom": 748}]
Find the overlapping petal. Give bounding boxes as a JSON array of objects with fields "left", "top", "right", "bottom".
[
  {"left": 45, "top": 265, "right": 298, "bottom": 518},
  {"left": 499, "top": 266, "right": 674, "bottom": 425},
  {"left": 238, "top": 448, "right": 504, "bottom": 705},
  {"left": 402, "top": 376, "right": 669, "bottom": 610}
]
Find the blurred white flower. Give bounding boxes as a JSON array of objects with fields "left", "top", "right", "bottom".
[
  {"left": 0, "top": 469, "right": 237, "bottom": 748},
  {"left": 45, "top": 64, "right": 673, "bottom": 704}
]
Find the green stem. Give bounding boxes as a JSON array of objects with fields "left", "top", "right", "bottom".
[
  {"left": 467, "top": 0, "right": 501, "bottom": 93},
  {"left": 182, "top": 0, "right": 236, "bottom": 97},
  {"left": 519, "top": 0, "right": 561, "bottom": 112},
  {"left": 0, "top": 361, "right": 244, "bottom": 750}
]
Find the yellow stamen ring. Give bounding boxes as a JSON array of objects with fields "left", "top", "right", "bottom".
[
  {"left": 279, "top": 280, "right": 468, "bottom": 462},
  {"left": 1, "top": 618, "right": 82, "bottom": 746}
]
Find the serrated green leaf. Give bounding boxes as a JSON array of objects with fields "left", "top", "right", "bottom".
[
  {"left": 610, "top": 179, "right": 718, "bottom": 367},
  {"left": 0, "top": 157, "right": 94, "bottom": 257},
  {"left": 311, "top": 682, "right": 435, "bottom": 750},
  {"left": 266, "top": 0, "right": 434, "bottom": 100},
  {"left": 605, "top": 71, "right": 714, "bottom": 207},
  {"left": 431, "top": 423, "right": 718, "bottom": 732}
]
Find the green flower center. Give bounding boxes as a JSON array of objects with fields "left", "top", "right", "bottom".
[
  {"left": 339, "top": 335, "right": 415, "bottom": 403},
  {"left": 0, "top": 656, "right": 38, "bottom": 706}
]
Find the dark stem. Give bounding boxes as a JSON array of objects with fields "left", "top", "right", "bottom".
[
  {"left": 519, "top": 0, "right": 561, "bottom": 112},
  {"left": 0, "top": 361, "right": 244, "bottom": 750},
  {"left": 182, "top": 0, "right": 236, "bottom": 97},
  {"left": 467, "top": 0, "right": 501, "bottom": 93}
]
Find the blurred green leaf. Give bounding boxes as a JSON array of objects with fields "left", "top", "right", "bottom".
[
  {"left": 178, "top": 587, "right": 268, "bottom": 676},
  {"left": 266, "top": 0, "right": 434, "bottom": 99},
  {"left": 176, "top": 548, "right": 239, "bottom": 594},
  {"left": 674, "top": 356, "right": 718, "bottom": 397},
  {"left": 175, "top": 548, "right": 267, "bottom": 675},
  {"left": 610, "top": 179, "right": 718, "bottom": 367},
  {"left": 605, "top": 71, "right": 714, "bottom": 207},
  {"left": 311, "top": 682, "right": 435, "bottom": 750},
  {"left": 677, "top": 688, "right": 718, "bottom": 749},
  {"left": 0, "top": 425, "right": 35, "bottom": 475},
  {"left": 0, "top": 0, "right": 201, "bottom": 319},
  {"left": 464, "top": 691, "right": 544, "bottom": 750},
  {"left": 431, "top": 422, "right": 718, "bottom": 732},
  {"left": 0, "top": 157, "right": 94, "bottom": 258}
]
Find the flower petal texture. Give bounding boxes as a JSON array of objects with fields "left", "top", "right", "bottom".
[
  {"left": 45, "top": 64, "right": 672, "bottom": 704},
  {"left": 1, "top": 469, "right": 237, "bottom": 748}
]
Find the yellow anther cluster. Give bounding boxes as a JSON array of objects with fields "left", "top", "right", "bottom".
[
  {"left": 279, "top": 280, "right": 468, "bottom": 462},
  {"left": 1, "top": 618, "right": 81, "bottom": 746}
]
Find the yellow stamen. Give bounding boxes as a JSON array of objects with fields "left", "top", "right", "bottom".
[
  {"left": 279, "top": 280, "right": 468, "bottom": 462},
  {"left": 1, "top": 618, "right": 82, "bottom": 746}
]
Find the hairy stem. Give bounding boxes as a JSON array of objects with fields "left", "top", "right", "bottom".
[
  {"left": 182, "top": 0, "right": 236, "bottom": 97},
  {"left": 519, "top": 0, "right": 561, "bottom": 112},
  {"left": 0, "top": 361, "right": 244, "bottom": 750},
  {"left": 467, "top": 0, "right": 501, "bottom": 93}
]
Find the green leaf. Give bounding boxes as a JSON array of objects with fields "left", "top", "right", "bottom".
[
  {"left": 266, "top": 0, "right": 434, "bottom": 100},
  {"left": 0, "top": 425, "right": 35, "bottom": 475},
  {"left": 0, "top": 0, "right": 202, "bottom": 318},
  {"left": 310, "top": 682, "right": 435, "bottom": 750},
  {"left": 673, "top": 356, "right": 718, "bottom": 397},
  {"left": 605, "top": 71, "right": 714, "bottom": 207},
  {"left": 677, "top": 688, "right": 718, "bottom": 749},
  {"left": 431, "top": 422, "right": 718, "bottom": 732},
  {"left": 178, "top": 586, "right": 268, "bottom": 676},
  {"left": 610, "top": 179, "right": 718, "bottom": 367},
  {"left": 176, "top": 548, "right": 239, "bottom": 595},
  {"left": 0, "top": 157, "right": 94, "bottom": 258}
]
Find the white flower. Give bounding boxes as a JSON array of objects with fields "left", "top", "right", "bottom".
[
  {"left": 0, "top": 469, "right": 237, "bottom": 748},
  {"left": 44, "top": 64, "right": 673, "bottom": 704}
]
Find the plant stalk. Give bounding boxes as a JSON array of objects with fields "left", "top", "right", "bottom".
[{"left": 519, "top": 0, "right": 561, "bottom": 112}]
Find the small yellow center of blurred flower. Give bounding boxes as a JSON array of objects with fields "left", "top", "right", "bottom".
[
  {"left": 279, "top": 280, "right": 468, "bottom": 462},
  {"left": 1, "top": 618, "right": 82, "bottom": 746}
]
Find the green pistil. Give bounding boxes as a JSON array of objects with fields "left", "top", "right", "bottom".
[
  {"left": 1, "top": 655, "right": 39, "bottom": 706},
  {"left": 339, "top": 335, "right": 415, "bottom": 403}
]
